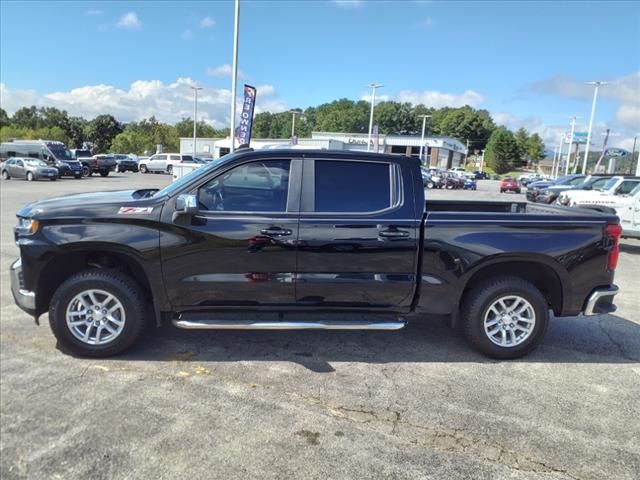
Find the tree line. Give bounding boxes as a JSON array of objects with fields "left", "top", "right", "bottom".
[{"left": 0, "top": 101, "right": 546, "bottom": 173}]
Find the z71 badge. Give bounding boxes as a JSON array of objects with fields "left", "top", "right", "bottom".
[{"left": 118, "top": 207, "right": 154, "bottom": 215}]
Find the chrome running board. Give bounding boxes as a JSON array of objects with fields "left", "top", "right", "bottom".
[{"left": 172, "top": 318, "right": 406, "bottom": 331}]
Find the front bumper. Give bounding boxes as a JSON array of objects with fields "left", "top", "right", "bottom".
[
  {"left": 10, "top": 258, "right": 36, "bottom": 316},
  {"left": 583, "top": 285, "right": 619, "bottom": 316},
  {"left": 57, "top": 165, "right": 82, "bottom": 176}
]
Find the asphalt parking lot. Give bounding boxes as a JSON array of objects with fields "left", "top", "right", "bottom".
[{"left": 1, "top": 173, "right": 639, "bottom": 480}]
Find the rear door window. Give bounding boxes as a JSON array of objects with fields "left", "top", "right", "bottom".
[
  {"left": 617, "top": 180, "right": 640, "bottom": 195},
  {"left": 313, "top": 160, "right": 391, "bottom": 213}
]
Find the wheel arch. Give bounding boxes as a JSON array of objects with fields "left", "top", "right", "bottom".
[
  {"left": 36, "top": 245, "right": 158, "bottom": 323},
  {"left": 452, "top": 255, "right": 567, "bottom": 328}
]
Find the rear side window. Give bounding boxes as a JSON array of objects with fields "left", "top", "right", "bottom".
[
  {"left": 568, "top": 176, "right": 585, "bottom": 185},
  {"left": 617, "top": 180, "right": 640, "bottom": 195},
  {"left": 314, "top": 160, "right": 391, "bottom": 213}
]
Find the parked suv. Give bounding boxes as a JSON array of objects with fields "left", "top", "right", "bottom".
[
  {"left": 0, "top": 140, "right": 82, "bottom": 178},
  {"left": 534, "top": 175, "right": 612, "bottom": 204},
  {"left": 139, "top": 153, "right": 193, "bottom": 174},
  {"left": 500, "top": 177, "right": 521, "bottom": 194},
  {"left": 112, "top": 154, "right": 139, "bottom": 173}
]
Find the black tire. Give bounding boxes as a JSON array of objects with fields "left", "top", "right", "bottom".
[
  {"left": 166, "top": 165, "right": 173, "bottom": 175},
  {"left": 426, "top": 181, "right": 434, "bottom": 189},
  {"left": 26, "top": 171, "right": 34, "bottom": 181},
  {"left": 515, "top": 189, "right": 521, "bottom": 194},
  {"left": 140, "top": 164, "right": 148, "bottom": 174},
  {"left": 100, "top": 170, "right": 109, "bottom": 177},
  {"left": 50, "top": 177, "right": 57, "bottom": 181},
  {"left": 461, "top": 276, "right": 549, "bottom": 359},
  {"left": 49, "top": 269, "right": 147, "bottom": 357},
  {"left": 500, "top": 189, "right": 504, "bottom": 193},
  {"left": 1, "top": 170, "right": 9, "bottom": 180},
  {"left": 82, "top": 165, "right": 91, "bottom": 177}
]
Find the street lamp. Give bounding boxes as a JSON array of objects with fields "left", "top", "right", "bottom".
[
  {"left": 289, "top": 110, "right": 302, "bottom": 139},
  {"left": 633, "top": 133, "right": 640, "bottom": 176},
  {"left": 365, "top": 83, "right": 384, "bottom": 151},
  {"left": 480, "top": 149, "right": 485, "bottom": 173},
  {"left": 582, "top": 81, "right": 608, "bottom": 174},
  {"left": 565, "top": 116, "right": 580, "bottom": 175},
  {"left": 190, "top": 86, "right": 203, "bottom": 156},
  {"left": 229, "top": 0, "right": 240, "bottom": 152},
  {"left": 418, "top": 114, "right": 432, "bottom": 163}
]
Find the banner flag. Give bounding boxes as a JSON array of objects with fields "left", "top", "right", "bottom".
[{"left": 236, "top": 84, "right": 257, "bottom": 148}]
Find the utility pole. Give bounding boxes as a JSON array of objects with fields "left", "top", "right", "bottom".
[
  {"left": 551, "top": 146, "right": 558, "bottom": 178},
  {"left": 190, "top": 86, "right": 203, "bottom": 156},
  {"left": 229, "top": 0, "right": 240, "bottom": 152},
  {"left": 480, "top": 149, "right": 485, "bottom": 173},
  {"left": 366, "top": 83, "right": 384, "bottom": 151},
  {"left": 418, "top": 114, "right": 431, "bottom": 164},
  {"left": 565, "top": 116, "right": 579, "bottom": 175},
  {"left": 582, "top": 81, "right": 608, "bottom": 174}
]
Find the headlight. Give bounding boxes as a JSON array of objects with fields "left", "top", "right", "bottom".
[{"left": 16, "top": 217, "right": 39, "bottom": 235}]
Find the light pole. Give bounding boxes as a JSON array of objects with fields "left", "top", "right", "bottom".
[
  {"left": 551, "top": 145, "right": 558, "bottom": 178},
  {"left": 582, "top": 81, "right": 608, "bottom": 174},
  {"left": 565, "top": 116, "right": 579, "bottom": 175},
  {"left": 229, "top": 0, "right": 240, "bottom": 152},
  {"left": 289, "top": 110, "right": 301, "bottom": 139},
  {"left": 555, "top": 132, "right": 565, "bottom": 178},
  {"left": 480, "top": 149, "right": 485, "bottom": 173},
  {"left": 190, "top": 86, "right": 203, "bottom": 156},
  {"left": 366, "top": 83, "right": 384, "bottom": 151},
  {"left": 418, "top": 114, "right": 432, "bottom": 163},
  {"left": 633, "top": 134, "right": 639, "bottom": 176}
]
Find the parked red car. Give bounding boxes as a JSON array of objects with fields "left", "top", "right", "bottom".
[{"left": 500, "top": 176, "right": 521, "bottom": 194}]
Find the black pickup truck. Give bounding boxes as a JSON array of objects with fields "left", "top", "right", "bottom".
[{"left": 10, "top": 149, "right": 621, "bottom": 359}]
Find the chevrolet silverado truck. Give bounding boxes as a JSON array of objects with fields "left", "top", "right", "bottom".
[{"left": 10, "top": 149, "right": 622, "bottom": 359}]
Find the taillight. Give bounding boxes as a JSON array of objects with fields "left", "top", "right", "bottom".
[{"left": 606, "top": 223, "right": 622, "bottom": 270}]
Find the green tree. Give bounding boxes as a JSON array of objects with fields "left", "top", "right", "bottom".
[
  {"left": 315, "top": 98, "right": 368, "bottom": 132},
  {"left": 485, "top": 127, "right": 520, "bottom": 174},
  {"left": 526, "top": 133, "right": 545, "bottom": 165},
  {"left": 0, "top": 108, "right": 9, "bottom": 128},
  {"left": 252, "top": 112, "right": 272, "bottom": 138},
  {"left": 85, "top": 114, "right": 123, "bottom": 153},
  {"left": 374, "top": 102, "right": 418, "bottom": 134},
  {"left": 513, "top": 128, "right": 529, "bottom": 166},
  {"left": 11, "top": 106, "right": 43, "bottom": 129}
]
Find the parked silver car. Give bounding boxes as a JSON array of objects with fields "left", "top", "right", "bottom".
[{"left": 1, "top": 157, "right": 59, "bottom": 181}]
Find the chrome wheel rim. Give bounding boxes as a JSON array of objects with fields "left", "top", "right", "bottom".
[
  {"left": 65, "top": 289, "right": 126, "bottom": 345},
  {"left": 483, "top": 295, "right": 536, "bottom": 347}
]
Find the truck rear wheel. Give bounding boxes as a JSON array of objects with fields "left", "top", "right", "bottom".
[
  {"left": 100, "top": 170, "right": 109, "bottom": 177},
  {"left": 461, "top": 276, "right": 549, "bottom": 359},
  {"left": 49, "top": 269, "right": 147, "bottom": 357}
]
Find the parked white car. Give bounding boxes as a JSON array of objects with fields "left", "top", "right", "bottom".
[
  {"left": 557, "top": 176, "right": 640, "bottom": 208},
  {"left": 139, "top": 153, "right": 195, "bottom": 174},
  {"left": 615, "top": 184, "right": 640, "bottom": 238}
]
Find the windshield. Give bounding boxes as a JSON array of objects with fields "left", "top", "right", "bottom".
[
  {"left": 48, "top": 144, "right": 75, "bottom": 161},
  {"left": 113, "top": 154, "right": 130, "bottom": 160},
  {"left": 25, "top": 159, "right": 47, "bottom": 167},
  {"left": 155, "top": 152, "right": 242, "bottom": 198},
  {"left": 74, "top": 150, "right": 92, "bottom": 158},
  {"left": 631, "top": 183, "right": 640, "bottom": 196},
  {"left": 602, "top": 178, "right": 619, "bottom": 191}
]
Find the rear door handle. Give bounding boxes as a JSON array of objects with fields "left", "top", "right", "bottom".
[
  {"left": 260, "top": 228, "right": 293, "bottom": 236},
  {"left": 378, "top": 229, "right": 410, "bottom": 238}
]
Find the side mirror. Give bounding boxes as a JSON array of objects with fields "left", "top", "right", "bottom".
[{"left": 173, "top": 194, "right": 198, "bottom": 221}]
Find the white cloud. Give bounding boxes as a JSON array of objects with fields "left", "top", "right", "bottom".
[
  {"left": 531, "top": 72, "right": 640, "bottom": 130},
  {"left": 181, "top": 29, "right": 194, "bottom": 40},
  {"left": 200, "top": 16, "right": 215, "bottom": 28},
  {"left": 117, "top": 12, "right": 141, "bottom": 30},
  {"left": 86, "top": 9, "right": 103, "bottom": 16},
  {"left": 332, "top": 0, "right": 363, "bottom": 8},
  {"left": 394, "top": 89, "right": 485, "bottom": 108},
  {"left": 207, "top": 64, "right": 246, "bottom": 79},
  {"left": 0, "top": 79, "right": 287, "bottom": 129}
]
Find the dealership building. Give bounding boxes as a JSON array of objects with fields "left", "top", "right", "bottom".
[{"left": 180, "top": 131, "right": 467, "bottom": 168}]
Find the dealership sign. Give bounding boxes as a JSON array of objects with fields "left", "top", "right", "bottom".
[{"left": 606, "top": 148, "right": 628, "bottom": 157}]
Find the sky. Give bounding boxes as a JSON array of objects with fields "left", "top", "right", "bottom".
[{"left": 1, "top": 0, "right": 639, "bottom": 150}]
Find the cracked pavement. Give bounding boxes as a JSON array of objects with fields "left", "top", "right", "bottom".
[{"left": 1, "top": 176, "right": 639, "bottom": 479}]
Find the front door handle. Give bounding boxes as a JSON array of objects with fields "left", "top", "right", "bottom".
[
  {"left": 378, "top": 229, "right": 410, "bottom": 238},
  {"left": 260, "top": 228, "right": 293, "bottom": 236}
]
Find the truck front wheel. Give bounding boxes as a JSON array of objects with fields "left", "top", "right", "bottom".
[
  {"left": 461, "top": 276, "right": 549, "bottom": 359},
  {"left": 49, "top": 269, "right": 147, "bottom": 357}
]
